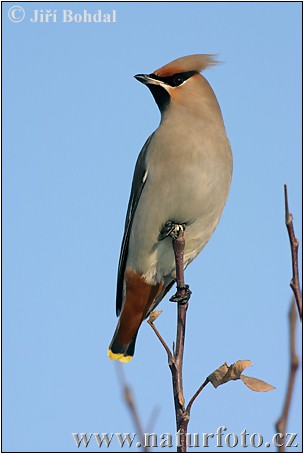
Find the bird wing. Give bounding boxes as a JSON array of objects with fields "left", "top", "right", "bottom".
[{"left": 116, "top": 134, "right": 154, "bottom": 316}]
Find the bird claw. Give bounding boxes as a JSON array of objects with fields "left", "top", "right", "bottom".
[
  {"left": 158, "top": 221, "right": 186, "bottom": 241},
  {"left": 170, "top": 284, "right": 192, "bottom": 304}
]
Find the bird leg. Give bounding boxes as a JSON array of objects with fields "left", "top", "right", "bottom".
[{"left": 167, "top": 224, "right": 192, "bottom": 304}]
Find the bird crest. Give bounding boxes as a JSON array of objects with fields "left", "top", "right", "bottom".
[{"left": 153, "top": 54, "right": 218, "bottom": 77}]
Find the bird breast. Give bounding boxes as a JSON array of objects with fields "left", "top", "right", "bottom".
[{"left": 127, "top": 112, "right": 232, "bottom": 285}]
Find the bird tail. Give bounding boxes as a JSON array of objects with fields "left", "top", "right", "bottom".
[
  {"left": 108, "top": 270, "right": 173, "bottom": 363},
  {"left": 108, "top": 329, "right": 138, "bottom": 363}
]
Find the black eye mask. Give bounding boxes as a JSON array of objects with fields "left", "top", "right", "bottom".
[{"left": 148, "top": 70, "right": 198, "bottom": 87}]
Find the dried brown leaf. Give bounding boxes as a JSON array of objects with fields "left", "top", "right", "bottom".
[
  {"left": 149, "top": 311, "right": 162, "bottom": 323},
  {"left": 222, "top": 360, "right": 253, "bottom": 383},
  {"left": 241, "top": 375, "right": 275, "bottom": 392},
  {"left": 208, "top": 360, "right": 275, "bottom": 392},
  {"left": 208, "top": 363, "right": 229, "bottom": 388}
]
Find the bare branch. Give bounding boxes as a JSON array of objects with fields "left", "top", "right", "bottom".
[
  {"left": 149, "top": 225, "right": 278, "bottom": 452},
  {"left": 147, "top": 319, "right": 173, "bottom": 363},
  {"left": 115, "top": 363, "right": 149, "bottom": 452},
  {"left": 146, "top": 405, "right": 161, "bottom": 433},
  {"left": 284, "top": 185, "right": 302, "bottom": 320},
  {"left": 149, "top": 227, "right": 197, "bottom": 452},
  {"left": 275, "top": 300, "right": 300, "bottom": 452},
  {"left": 186, "top": 379, "right": 210, "bottom": 415}
]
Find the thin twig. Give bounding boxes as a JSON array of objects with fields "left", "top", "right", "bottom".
[
  {"left": 186, "top": 378, "right": 210, "bottom": 415},
  {"left": 146, "top": 405, "right": 161, "bottom": 433},
  {"left": 275, "top": 300, "right": 300, "bottom": 452},
  {"left": 284, "top": 185, "right": 302, "bottom": 320},
  {"left": 147, "top": 319, "right": 173, "bottom": 363},
  {"left": 115, "top": 363, "right": 149, "bottom": 452}
]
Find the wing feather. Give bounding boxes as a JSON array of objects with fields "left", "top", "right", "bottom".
[{"left": 116, "top": 134, "right": 154, "bottom": 316}]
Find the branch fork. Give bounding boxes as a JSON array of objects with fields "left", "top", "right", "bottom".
[
  {"left": 148, "top": 227, "right": 208, "bottom": 452},
  {"left": 148, "top": 224, "right": 275, "bottom": 452},
  {"left": 284, "top": 185, "right": 302, "bottom": 320}
]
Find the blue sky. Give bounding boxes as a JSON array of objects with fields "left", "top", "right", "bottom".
[{"left": 3, "top": 1, "right": 302, "bottom": 452}]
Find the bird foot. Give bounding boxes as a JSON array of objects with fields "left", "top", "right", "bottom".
[
  {"left": 158, "top": 221, "right": 186, "bottom": 241},
  {"left": 170, "top": 284, "right": 192, "bottom": 304}
]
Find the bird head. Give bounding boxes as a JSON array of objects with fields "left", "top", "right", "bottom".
[{"left": 134, "top": 54, "right": 220, "bottom": 115}]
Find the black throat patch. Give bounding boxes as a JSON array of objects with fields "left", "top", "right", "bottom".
[{"left": 146, "top": 70, "right": 197, "bottom": 112}]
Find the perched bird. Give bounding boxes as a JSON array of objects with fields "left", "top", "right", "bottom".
[{"left": 108, "top": 54, "right": 232, "bottom": 362}]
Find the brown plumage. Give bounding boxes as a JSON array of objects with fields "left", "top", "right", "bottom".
[
  {"left": 108, "top": 268, "right": 164, "bottom": 362},
  {"left": 154, "top": 54, "right": 218, "bottom": 77}
]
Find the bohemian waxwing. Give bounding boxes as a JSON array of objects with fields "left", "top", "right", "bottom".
[{"left": 108, "top": 54, "right": 232, "bottom": 362}]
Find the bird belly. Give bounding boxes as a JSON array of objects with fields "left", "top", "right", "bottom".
[{"left": 127, "top": 129, "right": 232, "bottom": 285}]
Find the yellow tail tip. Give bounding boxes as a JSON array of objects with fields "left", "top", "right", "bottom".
[{"left": 107, "top": 349, "right": 133, "bottom": 363}]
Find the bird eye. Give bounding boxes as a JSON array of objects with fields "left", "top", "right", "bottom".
[{"left": 172, "top": 75, "right": 183, "bottom": 86}]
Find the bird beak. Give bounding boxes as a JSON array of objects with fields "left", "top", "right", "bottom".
[
  {"left": 134, "top": 74, "right": 150, "bottom": 84},
  {"left": 134, "top": 74, "right": 164, "bottom": 87}
]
